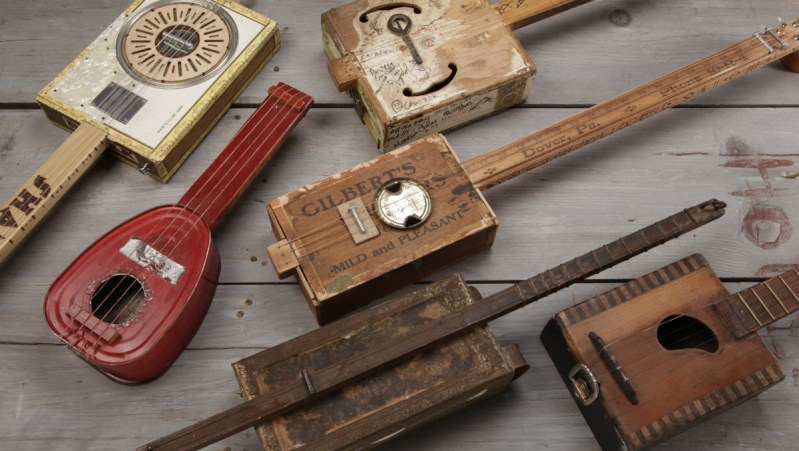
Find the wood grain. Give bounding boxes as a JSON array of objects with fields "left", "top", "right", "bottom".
[{"left": 1, "top": 0, "right": 798, "bottom": 449}]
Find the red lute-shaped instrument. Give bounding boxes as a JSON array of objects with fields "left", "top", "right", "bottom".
[{"left": 44, "top": 83, "right": 312, "bottom": 384}]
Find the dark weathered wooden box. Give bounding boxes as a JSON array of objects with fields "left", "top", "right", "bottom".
[
  {"left": 233, "top": 274, "right": 527, "bottom": 450},
  {"left": 267, "top": 134, "right": 498, "bottom": 324},
  {"left": 321, "top": 0, "right": 534, "bottom": 152},
  {"left": 541, "top": 255, "right": 784, "bottom": 451}
]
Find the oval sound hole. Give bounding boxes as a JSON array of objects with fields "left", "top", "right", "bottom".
[
  {"left": 657, "top": 315, "right": 719, "bottom": 353},
  {"left": 91, "top": 274, "right": 145, "bottom": 325}
]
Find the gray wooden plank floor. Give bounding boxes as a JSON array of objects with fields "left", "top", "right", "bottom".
[{"left": 1, "top": 0, "right": 798, "bottom": 450}]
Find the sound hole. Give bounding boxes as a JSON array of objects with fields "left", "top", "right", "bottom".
[
  {"left": 91, "top": 274, "right": 145, "bottom": 325},
  {"left": 359, "top": 3, "right": 421, "bottom": 22},
  {"left": 156, "top": 25, "right": 200, "bottom": 58},
  {"left": 403, "top": 63, "right": 458, "bottom": 97},
  {"left": 374, "top": 179, "right": 433, "bottom": 229},
  {"left": 657, "top": 315, "right": 719, "bottom": 353}
]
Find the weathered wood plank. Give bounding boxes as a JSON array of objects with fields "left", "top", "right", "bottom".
[{"left": 0, "top": 0, "right": 797, "bottom": 106}]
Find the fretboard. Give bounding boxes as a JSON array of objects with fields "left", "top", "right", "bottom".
[
  {"left": 479, "top": 199, "right": 726, "bottom": 317},
  {"left": 178, "top": 83, "right": 312, "bottom": 230},
  {"left": 462, "top": 20, "right": 799, "bottom": 191},
  {"left": 715, "top": 267, "right": 799, "bottom": 338}
]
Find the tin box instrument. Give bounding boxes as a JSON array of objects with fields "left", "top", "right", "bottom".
[
  {"left": 269, "top": 20, "right": 799, "bottom": 324},
  {"left": 140, "top": 200, "right": 724, "bottom": 450},
  {"left": 323, "top": 0, "right": 594, "bottom": 151},
  {"left": 0, "top": 0, "right": 279, "bottom": 265},
  {"left": 542, "top": 255, "right": 799, "bottom": 450},
  {"left": 43, "top": 84, "right": 311, "bottom": 383}
]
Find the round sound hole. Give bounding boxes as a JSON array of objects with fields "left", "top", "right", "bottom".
[
  {"left": 91, "top": 274, "right": 146, "bottom": 325},
  {"left": 375, "top": 179, "right": 432, "bottom": 229},
  {"left": 118, "top": 0, "right": 237, "bottom": 86},
  {"left": 657, "top": 315, "right": 719, "bottom": 353}
]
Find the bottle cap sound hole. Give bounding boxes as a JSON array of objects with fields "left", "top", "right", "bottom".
[
  {"left": 375, "top": 179, "right": 432, "bottom": 229},
  {"left": 91, "top": 274, "right": 146, "bottom": 325}
]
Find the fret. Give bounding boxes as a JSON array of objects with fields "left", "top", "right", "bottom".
[
  {"left": 564, "top": 260, "right": 585, "bottom": 280},
  {"left": 559, "top": 263, "right": 572, "bottom": 280},
  {"left": 636, "top": 222, "right": 666, "bottom": 245},
  {"left": 514, "top": 281, "right": 531, "bottom": 302},
  {"left": 539, "top": 272, "right": 555, "bottom": 291},
  {"left": 779, "top": 275, "right": 799, "bottom": 304},
  {"left": 669, "top": 212, "right": 696, "bottom": 233},
  {"left": 764, "top": 280, "right": 789, "bottom": 314},
  {"left": 719, "top": 267, "right": 799, "bottom": 338},
  {"left": 546, "top": 269, "right": 559, "bottom": 289},
  {"left": 603, "top": 244, "right": 618, "bottom": 262},
  {"left": 590, "top": 249, "right": 603, "bottom": 268},
  {"left": 750, "top": 287, "right": 776, "bottom": 320},
  {"left": 510, "top": 200, "right": 725, "bottom": 311},
  {"left": 737, "top": 293, "right": 764, "bottom": 327},
  {"left": 530, "top": 275, "right": 548, "bottom": 295},
  {"left": 575, "top": 252, "right": 595, "bottom": 275},
  {"left": 655, "top": 219, "right": 669, "bottom": 240},
  {"left": 619, "top": 236, "right": 633, "bottom": 254}
]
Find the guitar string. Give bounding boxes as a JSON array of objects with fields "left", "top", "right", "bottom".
[
  {"left": 85, "top": 85, "right": 302, "bottom": 347},
  {"left": 261, "top": 32, "right": 792, "bottom": 262},
  {"left": 567, "top": 269, "right": 799, "bottom": 388},
  {"left": 82, "top": 86, "right": 304, "bottom": 347}
]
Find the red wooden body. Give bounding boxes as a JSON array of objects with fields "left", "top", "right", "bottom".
[
  {"left": 45, "top": 206, "right": 219, "bottom": 383},
  {"left": 44, "top": 84, "right": 313, "bottom": 383}
]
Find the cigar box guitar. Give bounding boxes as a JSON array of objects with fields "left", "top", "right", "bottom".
[
  {"left": 323, "top": 0, "right": 595, "bottom": 151},
  {"left": 43, "top": 84, "right": 312, "bottom": 384},
  {"left": 0, "top": 0, "right": 280, "bottom": 266},
  {"left": 541, "top": 255, "right": 799, "bottom": 450},
  {"left": 139, "top": 200, "right": 725, "bottom": 451},
  {"left": 268, "top": 19, "right": 799, "bottom": 324}
]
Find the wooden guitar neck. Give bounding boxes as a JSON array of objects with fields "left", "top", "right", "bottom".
[
  {"left": 715, "top": 267, "right": 799, "bottom": 337},
  {"left": 178, "top": 84, "right": 313, "bottom": 230},
  {"left": 0, "top": 122, "right": 108, "bottom": 265},
  {"left": 463, "top": 20, "right": 799, "bottom": 190},
  {"left": 493, "top": 0, "right": 594, "bottom": 31}
]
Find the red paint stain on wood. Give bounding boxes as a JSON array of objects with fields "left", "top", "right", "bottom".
[
  {"left": 742, "top": 204, "right": 793, "bottom": 249},
  {"left": 757, "top": 264, "right": 799, "bottom": 276}
]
